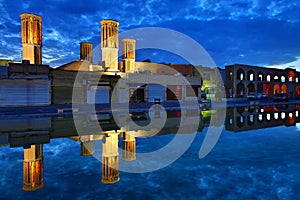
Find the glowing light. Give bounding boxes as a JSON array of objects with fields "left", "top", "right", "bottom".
[
  {"left": 281, "top": 112, "right": 286, "bottom": 119},
  {"left": 274, "top": 113, "right": 279, "bottom": 119},
  {"left": 267, "top": 113, "right": 271, "bottom": 121}
]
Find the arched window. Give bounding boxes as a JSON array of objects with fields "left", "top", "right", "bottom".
[
  {"left": 258, "top": 72, "right": 263, "bottom": 81},
  {"left": 281, "top": 76, "right": 286, "bottom": 82},
  {"left": 267, "top": 113, "right": 271, "bottom": 121},
  {"left": 288, "top": 71, "right": 295, "bottom": 82},
  {"left": 266, "top": 74, "right": 271, "bottom": 82},
  {"left": 281, "top": 112, "right": 286, "bottom": 119},
  {"left": 229, "top": 117, "right": 233, "bottom": 125},
  {"left": 274, "top": 113, "right": 279, "bottom": 119},
  {"left": 247, "top": 70, "right": 255, "bottom": 81},
  {"left": 240, "top": 116, "right": 244, "bottom": 123},
  {"left": 274, "top": 76, "right": 279, "bottom": 81},
  {"left": 237, "top": 69, "right": 245, "bottom": 80},
  {"left": 229, "top": 71, "right": 233, "bottom": 80},
  {"left": 296, "top": 77, "right": 299, "bottom": 83},
  {"left": 258, "top": 114, "right": 263, "bottom": 122}
]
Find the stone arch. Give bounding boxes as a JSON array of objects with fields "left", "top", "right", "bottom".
[
  {"left": 266, "top": 73, "right": 272, "bottom": 82},
  {"left": 247, "top": 83, "right": 255, "bottom": 94},
  {"left": 258, "top": 114, "right": 264, "bottom": 123},
  {"left": 274, "top": 73, "right": 279, "bottom": 82},
  {"left": 237, "top": 115, "right": 245, "bottom": 128},
  {"left": 237, "top": 82, "right": 245, "bottom": 97},
  {"left": 228, "top": 70, "right": 233, "bottom": 80},
  {"left": 274, "top": 84, "right": 280, "bottom": 94},
  {"left": 257, "top": 71, "right": 264, "bottom": 81},
  {"left": 247, "top": 70, "right": 255, "bottom": 81},
  {"left": 281, "top": 84, "right": 288, "bottom": 93},
  {"left": 288, "top": 70, "right": 295, "bottom": 82},
  {"left": 237, "top": 68, "right": 245, "bottom": 80},
  {"left": 247, "top": 114, "right": 255, "bottom": 126}
]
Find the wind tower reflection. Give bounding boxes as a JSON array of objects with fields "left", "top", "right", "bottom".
[
  {"left": 122, "top": 132, "right": 136, "bottom": 161},
  {"left": 102, "top": 133, "right": 120, "bottom": 184},
  {"left": 23, "top": 144, "right": 44, "bottom": 191}
]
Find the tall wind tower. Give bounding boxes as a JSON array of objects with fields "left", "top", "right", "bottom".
[
  {"left": 100, "top": 19, "right": 119, "bottom": 71},
  {"left": 20, "top": 13, "right": 42, "bottom": 64},
  {"left": 122, "top": 39, "right": 136, "bottom": 73},
  {"left": 80, "top": 42, "right": 93, "bottom": 63}
]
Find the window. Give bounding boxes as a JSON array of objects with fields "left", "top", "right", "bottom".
[
  {"left": 295, "top": 77, "right": 299, "bottom": 83},
  {"left": 274, "top": 76, "right": 279, "bottom": 81},
  {"left": 240, "top": 73, "right": 244, "bottom": 80},
  {"left": 266, "top": 75, "right": 271, "bottom": 82},
  {"left": 281, "top": 112, "right": 286, "bottom": 119},
  {"left": 274, "top": 113, "right": 279, "bottom": 119},
  {"left": 229, "top": 71, "right": 233, "bottom": 80},
  {"left": 281, "top": 76, "right": 286, "bottom": 82},
  {"left": 240, "top": 116, "right": 244, "bottom": 123},
  {"left": 249, "top": 74, "right": 254, "bottom": 81},
  {"left": 249, "top": 115, "right": 254, "bottom": 123},
  {"left": 258, "top": 74, "right": 263, "bottom": 81},
  {"left": 289, "top": 77, "right": 293, "bottom": 82}
]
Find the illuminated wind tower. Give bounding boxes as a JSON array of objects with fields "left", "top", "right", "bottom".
[
  {"left": 122, "top": 39, "right": 136, "bottom": 73},
  {"left": 23, "top": 144, "right": 44, "bottom": 191},
  {"left": 20, "top": 13, "right": 42, "bottom": 64},
  {"left": 100, "top": 19, "right": 119, "bottom": 71},
  {"left": 122, "top": 132, "right": 136, "bottom": 161},
  {"left": 102, "top": 133, "right": 120, "bottom": 184},
  {"left": 80, "top": 42, "right": 93, "bottom": 63}
]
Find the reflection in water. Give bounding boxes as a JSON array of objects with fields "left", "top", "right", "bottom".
[
  {"left": 226, "top": 104, "right": 300, "bottom": 132},
  {"left": 102, "top": 133, "right": 120, "bottom": 184},
  {"left": 81, "top": 141, "right": 94, "bottom": 156},
  {"left": 1, "top": 104, "right": 300, "bottom": 191},
  {"left": 23, "top": 144, "right": 44, "bottom": 191},
  {"left": 122, "top": 132, "right": 136, "bottom": 161}
]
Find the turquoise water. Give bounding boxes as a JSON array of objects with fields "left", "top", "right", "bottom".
[{"left": 1, "top": 124, "right": 299, "bottom": 199}]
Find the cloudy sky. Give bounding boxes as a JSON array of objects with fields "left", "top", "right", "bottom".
[{"left": 0, "top": 0, "right": 299, "bottom": 69}]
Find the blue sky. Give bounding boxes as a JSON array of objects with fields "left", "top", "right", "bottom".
[{"left": 0, "top": 0, "right": 300, "bottom": 69}]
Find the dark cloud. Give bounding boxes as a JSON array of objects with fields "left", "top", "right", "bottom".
[{"left": 0, "top": 0, "right": 299, "bottom": 68}]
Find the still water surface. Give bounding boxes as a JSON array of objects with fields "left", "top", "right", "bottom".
[{"left": 0, "top": 105, "right": 300, "bottom": 199}]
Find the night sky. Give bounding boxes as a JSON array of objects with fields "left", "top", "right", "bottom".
[{"left": 0, "top": 0, "right": 300, "bottom": 69}]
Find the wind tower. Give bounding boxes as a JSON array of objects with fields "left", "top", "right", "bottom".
[
  {"left": 20, "top": 13, "right": 42, "bottom": 64},
  {"left": 100, "top": 19, "right": 119, "bottom": 71},
  {"left": 80, "top": 42, "right": 93, "bottom": 63},
  {"left": 122, "top": 39, "right": 136, "bottom": 73}
]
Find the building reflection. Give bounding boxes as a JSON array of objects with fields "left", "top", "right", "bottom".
[
  {"left": 23, "top": 144, "right": 44, "bottom": 191},
  {"left": 2, "top": 105, "right": 300, "bottom": 190},
  {"left": 226, "top": 104, "right": 300, "bottom": 132},
  {"left": 102, "top": 132, "right": 120, "bottom": 184},
  {"left": 122, "top": 132, "right": 136, "bottom": 161},
  {"left": 81, "top": 141, "right": 94, "bottom": 156}
]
